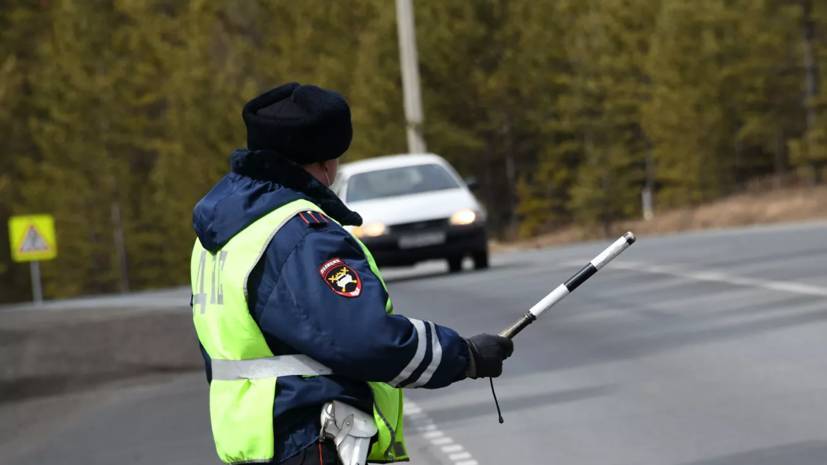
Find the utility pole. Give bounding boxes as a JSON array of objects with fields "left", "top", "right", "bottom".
[{"left": 395, "top": 0, "right": 427, "bottom": 154}]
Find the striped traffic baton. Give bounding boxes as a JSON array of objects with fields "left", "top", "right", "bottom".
[{"left": 499, "top": 231, "right": 636, "bottom": 339}]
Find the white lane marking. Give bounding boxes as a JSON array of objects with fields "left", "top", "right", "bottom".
[
  {"left": 411, "top": 422, "right": 436, "bottom": 432},
  {"left": 406, "top": 399, "right": 479, "bottom": 465},
  {"left": 406, "top": 404, "right": 423, "bottom": 414},
  {"left": 609, "top": 261, "right": 827, "bottom": 297},
  {"left": 441, "top": 444, "right": 463, "bottom": 453}
]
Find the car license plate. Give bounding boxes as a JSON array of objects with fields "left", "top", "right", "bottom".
[{"left": 398, "top": 232, "right": 446, "bottom": 249}]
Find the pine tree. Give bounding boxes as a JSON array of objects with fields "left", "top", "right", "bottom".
[
  {"left": 0, "top": 1, "right": 52, "bottom": 301},
  {"left": 645, "top": 0, "right": 735, "bottom": 206},
  {"left": 731, "top": 0, "right": 802, "bottom": 184},
  {"left": 789, "top": 0, "right": 827, "bottom": 182},
  {"left": 518, "top": 0, "right": 657, "bottom": 235},
  {"left": 19, "top": 0, "right": 131, "bottom": 296},
  {"left": 416, "top": 0, "right": 562, "bottom": 234},
  {"left": 567, "top": 0, "right": 658, "bottom": 232}
]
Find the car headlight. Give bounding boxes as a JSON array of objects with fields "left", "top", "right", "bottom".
[
  {"left": 450, "top": 209, "right": 477, "bottom": 226},
  {"left": 352, "top": 222, "right": 387, "bottom": 238}
]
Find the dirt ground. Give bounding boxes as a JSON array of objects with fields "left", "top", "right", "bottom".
[{"left": 496, "top": 184, "right": 827, "bottom": 251}]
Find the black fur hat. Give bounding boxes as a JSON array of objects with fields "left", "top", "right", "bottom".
[{"left": 242, "top": 82, "right": 352, "bottom": 164}]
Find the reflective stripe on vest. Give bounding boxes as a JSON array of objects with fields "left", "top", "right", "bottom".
[
  {"left": 191, "top": 199, "right": 408, "bottom": 464},
  {"left": 211, "top": 355, "right": 333, "bottom": 380}
]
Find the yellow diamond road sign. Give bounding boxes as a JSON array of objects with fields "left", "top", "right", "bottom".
[{"left": 9, "top": 214, "right": 58, "bottom": 262}]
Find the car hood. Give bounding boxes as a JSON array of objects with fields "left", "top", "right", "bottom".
[{"left": 347, "top": 188, "right": 483, "bottom": 226}]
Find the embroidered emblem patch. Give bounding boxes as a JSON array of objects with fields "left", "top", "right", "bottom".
[{"left": 319, "top": 258, "right": 362, "bottom": 298}]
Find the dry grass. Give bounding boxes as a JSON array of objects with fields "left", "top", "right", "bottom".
[{"left": 494, "top": 184, "right": 827, "bottom": 251}]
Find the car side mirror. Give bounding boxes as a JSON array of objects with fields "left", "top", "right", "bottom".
[{"left": 465, "top": 177, "right": 479, "bottom": 191}]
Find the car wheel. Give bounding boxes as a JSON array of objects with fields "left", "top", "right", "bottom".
[
  {"left": 473, "top": 249, "right": 489, "bottom": 270},
  {"left": 447, "top": 256, "right": 463, "bottom": 273}
]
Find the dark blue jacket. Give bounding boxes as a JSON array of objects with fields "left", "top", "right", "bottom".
[{"left": 192, "top": 149, "right": 471, "bottom": 463}]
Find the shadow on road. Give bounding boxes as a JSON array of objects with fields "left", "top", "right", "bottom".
[
  {"left": 423, "top": 384, "right": 615, "bottom": 426},
  {"left": 676, "top": 440, "right": 827, "bottom": 465}
]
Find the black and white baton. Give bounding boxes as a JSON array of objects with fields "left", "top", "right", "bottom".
[{"left": 499, "top": 231, "right": 636, "bottom": 339}]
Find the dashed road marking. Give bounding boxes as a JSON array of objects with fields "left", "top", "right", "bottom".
[
  {"left": 441, "top": 444, "right": 463, "bottom": 453},
  {"left": 412, "top": 422, "right": 437, "bottom": 432},
  {"left": 603, "top": 261, "right": 827, "bottom": 297},
  {"left": 406, "top": 399, "right": 480, "bottom": 465}
]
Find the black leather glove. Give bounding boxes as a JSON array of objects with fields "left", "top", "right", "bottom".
[{"left": 465, "top": 334, "right": 514, "bottom": 379}]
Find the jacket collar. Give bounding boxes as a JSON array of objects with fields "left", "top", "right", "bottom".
[{"left": 230, "top": 149, "right": 362, "bottom": 226}]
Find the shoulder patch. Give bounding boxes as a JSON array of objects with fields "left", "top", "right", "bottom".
[
  {"left": 319, "top": 258, "right": 362, "bottom": 298},
  {"left": 298, "top": 210, "right": 329, "bottom": 228}
]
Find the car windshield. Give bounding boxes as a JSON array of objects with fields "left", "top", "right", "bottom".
[{"left": 346, "top": 163, "right": 460, "bottom": 202}]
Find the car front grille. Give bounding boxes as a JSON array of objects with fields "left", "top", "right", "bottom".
[{"left": 389, "top": 218, "right": 449, "bottom": 234}]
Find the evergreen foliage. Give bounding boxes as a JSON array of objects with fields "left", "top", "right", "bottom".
[{"left": 1, "top": 0, "right": 825, "bottom": 301}]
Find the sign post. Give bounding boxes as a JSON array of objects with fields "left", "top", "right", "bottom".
[
  {"left": 8, "top": 214, "right": 58, "bottom": 304},
  {"left": 29, "top": 260, "right": 43, "bottom": 304}
]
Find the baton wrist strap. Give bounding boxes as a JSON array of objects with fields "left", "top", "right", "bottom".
[{"left": 489, "top": 377, "right": 504, "bottom": 424}]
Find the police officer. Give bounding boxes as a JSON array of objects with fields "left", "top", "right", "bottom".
[{"left": 191, "top": 83, "right": 513, "bottom": 465}]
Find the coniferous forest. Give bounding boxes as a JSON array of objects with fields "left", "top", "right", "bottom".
[{"left": 1, "top": 0, "right": 826, "bottom": 302}]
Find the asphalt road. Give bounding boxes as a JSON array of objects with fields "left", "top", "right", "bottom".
[{"left": 2, "top": 221, "right": 826, "bottom": 465}]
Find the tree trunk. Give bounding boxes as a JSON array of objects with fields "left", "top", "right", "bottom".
[{"left": 802, "top": 0, "right": 819, "bottom": 133}]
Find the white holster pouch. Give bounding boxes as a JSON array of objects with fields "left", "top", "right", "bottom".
[{"left": 320, "top": 401, "right": 378, "bottom": 465}]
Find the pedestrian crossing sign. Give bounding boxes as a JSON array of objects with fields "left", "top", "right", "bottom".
[{"left": 8, "top": 214, "right": 58, "bottom": 262}]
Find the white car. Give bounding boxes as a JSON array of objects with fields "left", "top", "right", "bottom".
[{"left": 335, "top": 153, "right": 489, "bottom": 272}]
